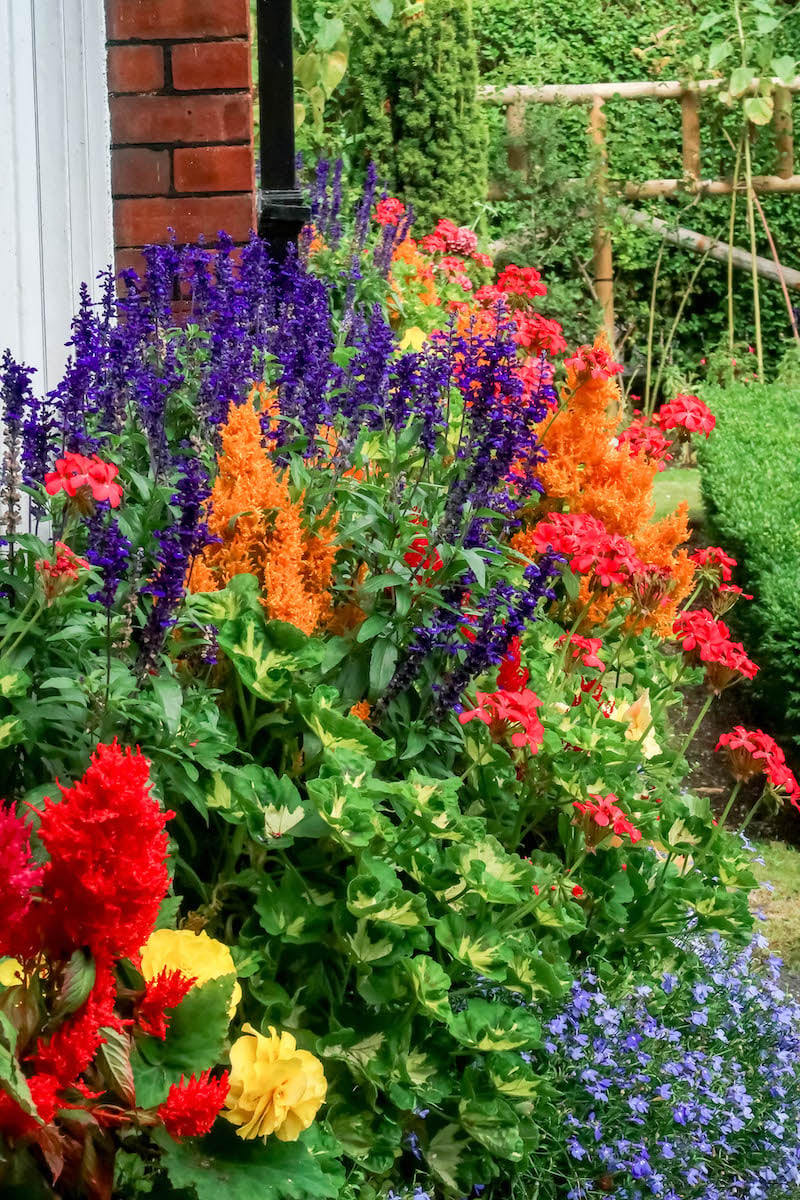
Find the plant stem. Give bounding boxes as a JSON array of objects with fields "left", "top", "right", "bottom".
[
  {"left": 727, "top": 132, "right": 744, "bottom": 351},
  {"left": 743, "top": 133, "right": 764, "bottom": 378},
  {"left": 644, "top": 240, "right": 665, "bottom": 418},
  {"left": 719, "top": 778, "right": 743, "bottom": 827},
  {"left": 676, "top": 691, "right": 713, "bottom": 761},
  {"left": 738, "top": 784, "right": 767, "bottom": 835}
]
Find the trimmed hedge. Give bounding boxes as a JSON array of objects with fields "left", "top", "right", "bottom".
[{"left": 699, "top": 384, "right": 800, "bottom": 741}]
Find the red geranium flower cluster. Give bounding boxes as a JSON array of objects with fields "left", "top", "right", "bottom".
[
  {"left": 673, "top": 608, "right": 758, "bottom": 693},
  {"left": 573, "top": 792, "right": 642, "bottom": 845},
  {"left": 563, "top": 344, "right": 624, "bottom": 381},
  {"left": 158, "top": 1070, "right": 231, "bottom": 1140},
  {"left": 495, "top": 264, "right": 548, "bottom": 301},
  {"left": 420, "top": 218, "right": 479, "bottom": 257},
  {"left": 655, "top": 393, "right": 715, "bottom": 438},
  {"left": 533, "top": 512, "right": 644, "bottom": 588},
  {"left": 616, "top": 412, "right": 674, "bottom": 471},
  {"left": 689, "top": 545, "right": 737, "bottom": 584},
  {"left": 459, "top": 687, "right": 545, "bottom": 753},
  {"left": 374, "top": 197, "right": 407, "bottom": 226},
  {"left": 558, "top": 633, "right": 605, "bottom": 672},
  {"left": 44, "top": 452, "right": 123, "bottom": 508},
  {"left": 716, "top": 726, "right": 800, "bottom": 806},
  {"left": 512, "top": 311, "right": 568, "bottom": 356},
  {"left": 35, "top": 542, "right": 91, "bottom": 603}
]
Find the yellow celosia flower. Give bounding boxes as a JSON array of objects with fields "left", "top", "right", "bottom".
[
  {"left": 140, "top": 928, "right": 241, "bottom": 1018},
  {"left": 0, "top": 958, "right": 22, "bottom": 987},
  {"left": 613, "top": 689, "right": 661, "bottom": 760},
  {"left": 224, "top": 1023, "right": 327, "bottom": 1142}
]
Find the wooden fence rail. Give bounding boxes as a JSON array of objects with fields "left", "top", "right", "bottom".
[{"left": 479, "top": 76, "right": 800, "bottom": 350}]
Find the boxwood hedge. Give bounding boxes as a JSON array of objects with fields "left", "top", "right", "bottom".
[{"left": 699, "top": 383, "right": 800, "bottom": 742}]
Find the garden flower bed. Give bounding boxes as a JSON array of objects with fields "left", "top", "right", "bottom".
[{"left": 1, "top": 167, "right": 799, "bottom": 1200}]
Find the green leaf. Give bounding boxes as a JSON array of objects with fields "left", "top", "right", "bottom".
[
  {"left": 0, "top": 669, "right": 30, "bottom": 698},
  {"left": 131, "top": 977, "right": 234, "bottom": 1108},
  {"left": 435, "top": 914, "right": 511, "bottom": 980},
  {"left": 729, "top": 66, "right": 756, "bottom": 97},
  {"left": 0, "top": 716, "right": 25, "bottom": 750},
  {"left": 708, "top": 41, "right": 732, "bottom": 69},
  {"left": 356, "top": 614, "right": 388, "bottom": 643},
  {"left": 314, "top": 16, "right": 345, "bottom": 51},
  {"left": 370, "top": 0, "right": 393, "bottom": 25},
  {"left": 52, "top": 948, "right": 95, "bottom": 1022},
  {"left": 296, "top": 687, "right": 395, "bottom": 760},
  {"left": 458, "top": 1097, "right": 524, "bottom": 1160},
  {"left": 772, "top": 55, "right": 796, "bottom": 84},
  {"left": 320, "top": 50, "right": 348, "bottom": 96},
  {"left": 403, "top": 955, "right": 451, "bottom": 1021},
  {"left": 96, "top": 1026, "right": 135, "bottom": 1106},
  {"left": 0, "top": 1011, "right": 39, "bottom": 1122},
  {"left": 369, "top": 638, "right": 398, "bottom": 695},
  {"left": 218, "top": 615, "right": 324, "bottom": 702},
  {"left": 448, "top": 999, "right": 541, "bottom": 1051},
  {"left": 743, "top": 94, "right": 774, "bottom": 124},
  {"left": 150, "top": 675, "right": 183, "bottom": 737},
  {"left": 347, "top": 855, "right": 431, "bottom": 928},
  {"left": 427, "top": 1123, "right": 469, "bottom": 1191},
  {"left": 156, "top": 1122, "right": 343, "bottom": 1200}
]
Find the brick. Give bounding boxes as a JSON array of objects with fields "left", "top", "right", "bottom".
[
  {"left": 112, "top": 147, "right": 170, "bottom": 195},
  {"left": 106, "top": 0, "right": 249, "bottom": 40},
  {"left": 114, "top": 195, "right": 255, "bottom": 246},
  {"left": 107, "top": 44, "right": 163, "bottom": 93},
  {"left": 110, "top": 94, "right": 250, "bottom": 145},
  {"left": 171, "top": 41, "right": 250, "bottom": 90},
  {"left": 173, "top": 145, "right": 253, "bottom": 193}
]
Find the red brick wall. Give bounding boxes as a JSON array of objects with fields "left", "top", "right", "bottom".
[{"left": 105, "top": 0, "right": 256, "bottom": 278}]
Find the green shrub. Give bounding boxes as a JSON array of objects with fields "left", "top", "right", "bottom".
[
  {"left": 699, "top": 382, "right": 800, "bottom": 739},
  {"left": 318, "top": 0, "right": 488, "bottom": 231}
]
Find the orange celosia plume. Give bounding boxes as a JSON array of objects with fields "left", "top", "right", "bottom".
[
  {"left": 189, "top": 391, "right": 337, "bottom": 636},
  {"left": 513, "top": 334, "right": 695, "bottom": 635}
]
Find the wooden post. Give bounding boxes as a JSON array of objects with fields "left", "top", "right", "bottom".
[
  {"left": 775, "top": 87, "right": 794, "bottom": 180},
  {"left": 589, "top": 96, "right": 616, "bottom": 354},
  {"left": 506, "top": 100, "right": 529, "bottom": 180},
  {"left": 681, "top": 91, "right": 701, "bottom": 180}
]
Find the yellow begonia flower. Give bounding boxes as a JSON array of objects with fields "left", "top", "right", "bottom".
[
  {"left": 0, "top": 958, "right": 22, "bottom": 987},
  {"left": 399, "top": 326, "right": 427, "bottom": 352},
  {"left": 140, "top": 928, "right": 241, "bottom": 1018},
  {"left": 613, "top": 689, "right": 661, "bottom": 760},
  {"left": 224, "top": 1023, "right": 327, "bottom": 1142}
]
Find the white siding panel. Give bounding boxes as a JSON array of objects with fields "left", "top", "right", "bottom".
[{"left": 0, "top": 0, "right": 113, "bottom": 393}]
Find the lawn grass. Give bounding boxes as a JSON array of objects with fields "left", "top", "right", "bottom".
[
  {"left": 651, "top": 466, "right": 705, "bottom": 525},
  {"left": 751, "top": 839, "right": 800, "bottom": 967}
]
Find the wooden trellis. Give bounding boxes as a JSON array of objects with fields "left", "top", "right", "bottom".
[{"left": 480, "top": 76, "right": 800, "bottom": 348}]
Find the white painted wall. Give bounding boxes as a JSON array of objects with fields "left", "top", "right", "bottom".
[{"left": 0, "top": 0, "right": 113, "bottom": 392}]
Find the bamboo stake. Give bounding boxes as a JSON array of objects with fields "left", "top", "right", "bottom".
[
  {"left": 589, "top": 97, "right": 616, "bottom": 357},
  {"left": 617, "top": 206, "right": 800, "bottom": 289},
  {"left": 681, "top": 91, "right": 701, "bottom": 180},
  {"left": 506, "top": 100, "right": 529, "bottom": 180},
  {"left": 775, "top": 87, "right": 794, "bottom": 180},
  {"left": 479, "top": 76, "right": 800, "bottom": 105}
]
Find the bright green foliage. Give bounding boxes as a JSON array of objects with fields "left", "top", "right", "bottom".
[
  {"left": 699, "top": 383, "right": 800, "bottom": 739},
  {"left": 349, "top": 0, "right": 488, "bottom": 231}
]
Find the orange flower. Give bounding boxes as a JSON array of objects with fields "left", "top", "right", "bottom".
[
  {"left": 349, "top": 701, "right": 371, "bottom": 722},
  {"left": 189, "top": 395, "right": 337, "bottom": 636},
  {"left": 513, "top": 333, "right": 695, "bottom": 633}
]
